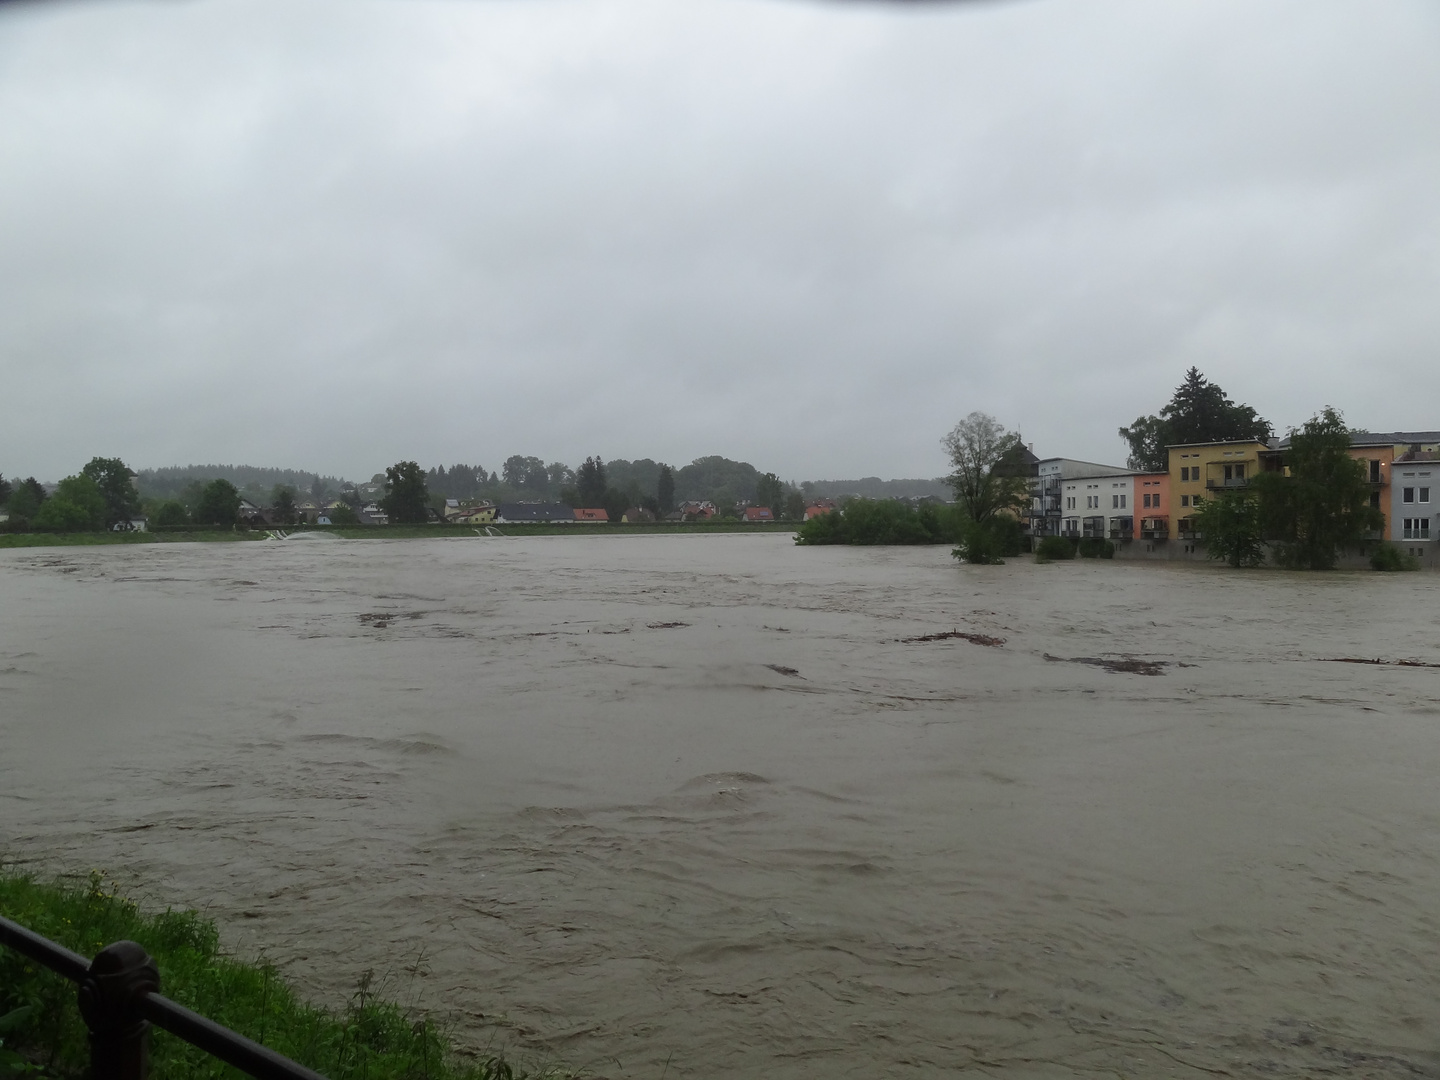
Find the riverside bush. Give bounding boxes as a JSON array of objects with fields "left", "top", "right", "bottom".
[
  {"left": 0, "top": 871, "right": 534, "bottom": 1080},
  {"left": 1077, "top": 537, "right": 1115, "bottom": 559},
  {"left": 1034, "top": 536, "right": 1076, "bottom": 561},
  {"left": 1370, "top": 542, "right": 1418, "bottom": 571},
  {"left": 794, "top": 499, "right": 962, "bottom": 545}
]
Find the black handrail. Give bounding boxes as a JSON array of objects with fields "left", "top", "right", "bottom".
[{"left": 0, "top": 913, "right": 327, "bottom": 1080}]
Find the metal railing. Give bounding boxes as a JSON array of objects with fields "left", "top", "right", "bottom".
[{"left": 0, "top": 914, "right": 326, "bottom": 1080}]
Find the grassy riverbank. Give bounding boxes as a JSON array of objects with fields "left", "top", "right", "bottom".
[
  {"left": 0, "top": 521, "right": 796, "bottom": 548},
  {"left": 0, "top": 871, "right": 535, "bottom": 1080}
]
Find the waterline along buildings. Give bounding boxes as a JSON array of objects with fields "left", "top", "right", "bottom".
[{"left": 1023, "top": 431, "right": 1440, "bottom": 569}]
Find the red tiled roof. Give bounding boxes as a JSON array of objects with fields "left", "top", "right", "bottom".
[{"left": 574, "top": 508, "right": 609, "bottom": 522}]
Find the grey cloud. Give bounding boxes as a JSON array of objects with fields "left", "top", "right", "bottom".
[{"left": 1, "top": 0, "right": 1437, "bottom": 481}]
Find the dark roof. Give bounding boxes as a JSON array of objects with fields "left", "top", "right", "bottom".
[
  {"left": 1273, "top": 430, "right": 1440, "bottom": 450},
  {"left": 495, "top": 502, "right": 575, "bottom": 522}
]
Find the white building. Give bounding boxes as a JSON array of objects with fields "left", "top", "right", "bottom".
[
  {"left": 1391, "top": 452, "right": 1436, "bottom": 564},
  {"left": 1031, "top": 458, "right": 1130, "bottom": 537},
  {"left": 1060, "top": 472, "right": 1140, "bottom": 539}
]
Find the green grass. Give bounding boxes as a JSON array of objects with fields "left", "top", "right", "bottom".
[
  {"left": 0, "top": 521, "right": 797, "bottom": 548},
  {"left": 0, "top": 871, "right": 540, "bottom": 1080}
]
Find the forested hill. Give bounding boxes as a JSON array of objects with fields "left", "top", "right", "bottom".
[
  {"left": 802, "top": 477, "right": 952, "bottom": 500},
  {"left": 136, "top": 465, "right": 348, "bottom": 501}
]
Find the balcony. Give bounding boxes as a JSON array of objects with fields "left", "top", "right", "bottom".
[
  {"left": 1140, "top": 518, "right": 1169, "bottom": 540},
  {"left": 1206, "top": 477, "right": 1250, "bottom": 490},
  {"left": 1108, "top": 516, "right": 1134, "bottom": 540},
  {"left": 1082, "top": 516, "right": 1106, "bottom": 538}
]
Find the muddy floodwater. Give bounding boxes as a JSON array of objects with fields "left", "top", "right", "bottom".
[{"left": 4, "top": 535, "right": 1440, "bottom": 1078}]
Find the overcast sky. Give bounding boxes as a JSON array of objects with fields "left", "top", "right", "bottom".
[{"left": 1, "top": 0, "right": 1437, "bottom": 483}]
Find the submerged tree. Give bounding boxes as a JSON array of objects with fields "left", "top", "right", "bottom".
[
  {"left": 1119, "top": 368, "right": 1272, "bottom": 471},
  {"left": 1194, "top": 489, "right": 1266, "bottom": 568},
  {"left": 942, "top": 412, "right": 1030, "bottom": 524},
  {"left": 380, "top": 461, "right": 429, "bottom": 523},
  {"left": 1251, "top": 408, "right": 1381, "bottom": 570}
]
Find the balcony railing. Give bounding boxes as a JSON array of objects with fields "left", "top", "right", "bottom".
[
  {"left": 0, "top": 915, "right": 326, "bottom": 1080},
  {"left": 1206, "top": 477, "right": 1249, "bottom": 490}
]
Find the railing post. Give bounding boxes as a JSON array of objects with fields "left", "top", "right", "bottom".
[{"left": 77, "top": 941, "right": 160, "bottom": 1080}]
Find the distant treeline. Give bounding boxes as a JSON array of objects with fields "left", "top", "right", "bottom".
[
  {"left": 801, "top": 477, "right": 952, "bottom": 500},
  {"left": 137, "top": 465, "right": 345, "bottom": 503}
]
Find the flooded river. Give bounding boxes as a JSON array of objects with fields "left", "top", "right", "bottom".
[{"left": 3, "top": 534, "right": 1440, "bottom": 1078}]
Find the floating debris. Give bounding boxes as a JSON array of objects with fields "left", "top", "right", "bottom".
[
  {"left": 1043, "top": 653, "right": 1166, "bottom": 676},
  {"left": 648, "top": 621, "right": 690, "bottom": 629},
  {"left": 903, "top": 630, "right": 1006, "bottom": 647},
  {"left": 766, "top": 664, "right": 803, "bottom": 678},
  {"left": 1325, "top": 657, "right": 1440, "bottom": 669}
]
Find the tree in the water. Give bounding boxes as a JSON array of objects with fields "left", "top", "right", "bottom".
[
  {"left": 1194, "top": 490, "right": 1265, "bottom": 568},
  {"left": 1250, "top": 408, "right": 1381, "bottom": 570},
  {"left": 942, "top": 412, "right": 1030, "bottom": 524},
  {"left": 1119, "top": 368, "right": 1272, "bottom": 471},
  {"left": 576, "top": 456, "right": 607, "bottom": 507},
  {"left": 80, "top": 457, "right": 140, "bottom": 528},
  {"left": 380, "top": 461, "right": 429, "bottom": 523}
]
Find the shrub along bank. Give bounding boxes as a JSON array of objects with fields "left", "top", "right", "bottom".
[{"left": 0, "top": 871, "right": 535, "bottom": 1080}]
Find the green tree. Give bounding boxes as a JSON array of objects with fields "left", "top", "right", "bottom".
[
  {"left": 79, "top": 457, "right": 140, "bottom": 528},
  {"left": 942, "top": 412, "right": 1030, "bottom": 524},
  {"left": 6, "top": 478, "right": 46, "bottom": 524},
  {"left": 151, "top": 500, "right": 190, "bottom": 528},
  {"left": 1193, "top": 489, "right": 1266, "bottom": 568},
  {"left": 502, "top": 455, "right": 549, "bottom": 492},
  {"left": 33, "top": 475, "right": 107, "bottom": 532},
  {"left": 272, "top": 485, "right": 298, "bottom": 525},
  {"left": 576, "top": 456, "right": 607, "bottom": 507},
  {"left": 657, "top": 464, "right": 676, "bottom": 514},
  {"left": 327, "top": 503, "right": 359, "bottom": 525},
  {"left": 194, "top": 479, "right": 242, "bottom": 526},
  {"left": 782, "top": 491, "right": 806, "bottom": 521},
  {"left": 0, "top": 472, "right": 11, "bottom": 507},
  {"left": 1251, "top": 408, "right": 1382, "bottom": 570},
  {"left": 380, "top": 461, "right": 430, "bottom": 523},
  {"left": 754, "top": 472, "right": 783, "bottom": 514},
  {"left": 1120, "top": 368, "right": 1272, "bottom": 471}
]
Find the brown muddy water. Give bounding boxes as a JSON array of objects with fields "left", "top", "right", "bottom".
[{"left": 3, "top": 534, "right": 1440, "bottom": 1078}]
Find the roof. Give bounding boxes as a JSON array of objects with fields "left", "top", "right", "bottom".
[
  {"left": 742, "top": 507, "right": 775, "bottom": 521},
  {"left": 573, "top": 508, "right": 609, "bottom": 522},
  {"left": 1064, "top": 470, "right": 1166, "bottom": 482},
  {"left": 1273, "top": 430, "right": 1440, "bottom": 450},
  {"left": 495, "top": 502, "right": 575, "bottom": 522},
  {"left": 1163, "top": 438, "right": 1269, "bottom": 450}
]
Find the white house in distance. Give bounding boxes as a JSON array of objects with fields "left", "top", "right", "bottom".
[{"left": 1391, "top": 450, "right": 1436, "bottom": 566}]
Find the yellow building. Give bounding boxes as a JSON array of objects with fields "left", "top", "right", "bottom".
[{"left": 1167, "top": 439, "right": 1269, "bottom": 544}]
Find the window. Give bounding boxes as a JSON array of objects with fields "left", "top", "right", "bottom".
[
  {"left": 1180, "top": 467, "right": 1191, "bottom": 481},
  {"left": 1370, "top": 459, "right": 1381, "bottom": 483},
  {"left": 1422, "top": 488, "right": 1431, "bottom": 503},
  {"left": 1112, "top": 495, "right": 1119, "bottom": 509},
  {"left": 1403, "top": 518, "right": 1430, "bottom": 540},
  {"left": 1143, "top": 493, "right": 1152, "bottom": 508},
  {"left": 1193, "top": 495, "right": 1203, "bottom": 506},
  {"left": 1119, "top": 494, "right": 1126, "bottom": 508},
  {"left": 1181, "top": 494, "right": 1190, "bottom": 507},
  {"left": 1404, "top": 487, "right": 1415, "bottom": 503},
  {"left": 1235, "top": 464, "right": 1245, "bottom": 479}
]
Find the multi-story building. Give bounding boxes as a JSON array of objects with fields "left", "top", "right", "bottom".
[
  {"left": 1029, "top": 457, "right": 1130, "bottom": 537},
  {"left": 1392, "top": 450, "right": 1437, "bottom": 566},
  {"left": 1167, "top": 439, "right": 1269, "bottom": 542}
]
